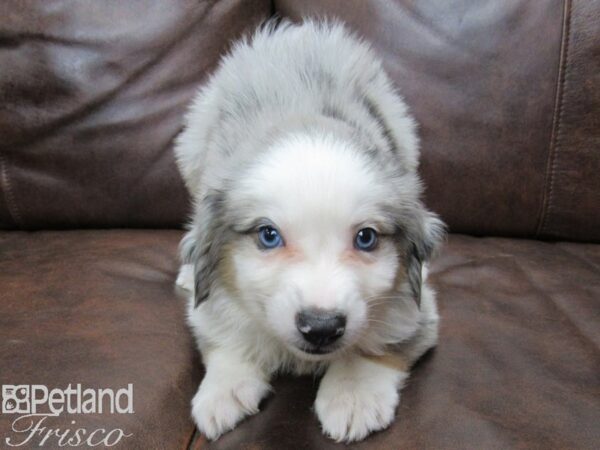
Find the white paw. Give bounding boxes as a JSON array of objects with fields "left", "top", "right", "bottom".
[
  {"left": 315, "top": 359, "right": 404, "bottom": 442},
  {"left": 191, "top": 376, "right": 271, "bottom": 440},
  {"left": 176, "top": 264, "right": 194, "bottom": 292}
]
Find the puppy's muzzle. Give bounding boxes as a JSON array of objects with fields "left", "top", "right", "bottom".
[{"left": 296, "top": 309, "right": 346, "bottom": 353}]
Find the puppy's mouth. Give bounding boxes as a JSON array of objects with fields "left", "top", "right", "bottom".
[{"left": 297, "top": 343, "right": 340, "bottom": 356}]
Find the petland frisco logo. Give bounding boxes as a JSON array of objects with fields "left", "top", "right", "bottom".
[{"left": 2, "top": 384, "right": 134, "bottom": 447}]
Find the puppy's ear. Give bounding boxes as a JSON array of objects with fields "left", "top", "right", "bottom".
[
  {"left": 191, "top": 190, "right": 230, "bottom": 307},
  {"left": 406, "top": 211, "right": 445, "bottom": 307}
]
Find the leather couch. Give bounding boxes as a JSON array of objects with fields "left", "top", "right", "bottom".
[{"left": 1, "top": 1, "right": 598, "bottom": 449}]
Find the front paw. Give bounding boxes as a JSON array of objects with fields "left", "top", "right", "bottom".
[
  {"left": 315, "top": 360, "right": 403, "bottom": 442},
  {"left": 191, "top": 376, "right": 271, "bottom": 440}
]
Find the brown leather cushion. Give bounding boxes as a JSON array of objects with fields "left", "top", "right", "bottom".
[
  {"left": 275, "top": 0, "right": 600, "bottom": 242},
  {"left": 0, "top": 0, "right": 270, "bottom": 230},
  {"left": 3, "top": 1, "right": 598, "bottom": 242},
  {"left": 0, "top": 230, "right": 201, "bottom": 449},
  {"left": 1, "top": 231, "right": 598, "bottom": 448}
]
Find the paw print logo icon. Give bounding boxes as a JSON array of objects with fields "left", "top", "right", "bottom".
[{"left": 2, "top": 385, "right": 30, "bottom": 414}]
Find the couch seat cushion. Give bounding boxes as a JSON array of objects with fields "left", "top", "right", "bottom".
[
  {"left": 0, "top": 230, "right": 200, "bottom": 449},
  {"left": 1, "top": 231, "right": 598, "bottom": 449}
]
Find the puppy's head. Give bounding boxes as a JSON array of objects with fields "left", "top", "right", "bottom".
[{"left": 193, "top": 133, "right": 444, "bottom": 359}]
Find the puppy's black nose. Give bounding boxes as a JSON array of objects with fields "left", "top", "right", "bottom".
[{"left": 296, "top": 309, "right": 346, "bottom": 347}]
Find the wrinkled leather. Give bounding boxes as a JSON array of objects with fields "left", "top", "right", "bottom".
[
  {"left": 2, "top": 1, "right": 599, "bottom": 242},
  {"left": 1, "top": 231, "right": 598, "bottom": 449},
  {"left": 536, "top": 0, "right": 600, "bottom": 241},
  {"left": 0, "top": 230, "right": 202, "bottom": 450},
  {"left": 1, "top": 1, "right": 599, "bottom": 449},
  {"left": 0, "top": 0, "right": 270, "bottom": 229},
  {"left": 275, "top": 0, "right": 600, "bottom": 242}
]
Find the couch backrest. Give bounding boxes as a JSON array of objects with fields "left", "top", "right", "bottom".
[
  {"left": 1, "top": 0, "right": 598, "bottom": 242},
  {"left": 275, "top": 0, "right": 599, "bottom": 242},
  {"left": 0, "top": 0, "right": 271, "bottom": 229}
]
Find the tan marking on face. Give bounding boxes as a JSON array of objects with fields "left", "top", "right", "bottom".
[
  {"left": 340, "top": 248, "right": 376, "bottom": 265},
  {"left": 262, "top": 244, "right": 303, "bottom": 262},
  {"left": 392, "top": 240, "right": 408, "bottom": 292},
  {"left": 360, "top": 352, "right": 410, "bottom": 373},
  {"left": 218, "top": 243, "right": 239, "bottom": 296}
]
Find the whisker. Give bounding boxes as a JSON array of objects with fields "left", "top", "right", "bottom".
[
  {"left": 365, "top": 318, "right": 398, "bottom": 328},
  {"left": 365, "top": 301, "right": 399, "bottom": 311},
  {"left": 366, "top": 300, "right": 397, "bottom": 308}
]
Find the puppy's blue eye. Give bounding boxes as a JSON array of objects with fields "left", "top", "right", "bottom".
[
  {"left": 354, "top": 228, "right": 378, "bottom": 251},
  {"left": 258, "top": 226, "right": 283, "bottom": 249}
]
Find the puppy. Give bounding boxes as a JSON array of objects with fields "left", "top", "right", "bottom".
[{"left": 174, "top": 20, "right": 444, "bottom": 442}]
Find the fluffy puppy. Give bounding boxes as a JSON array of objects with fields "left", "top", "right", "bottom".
[{"left": 174, "top": 20, "right": 444, "bottom": 442}]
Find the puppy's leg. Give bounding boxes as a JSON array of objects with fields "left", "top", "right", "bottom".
[
  {"left": 176, "top": 229, "right": 196, "bottom": 291},
  {"left": 316, "top": 285, "right": 439, "bottom": 442},
  {"left": 191, "top": 348, "right": 271, "bottom": 440},
  {"left": 315, "top": 355, "right": 407, "bottom": 442},
  {"left": 175, "top": 264, "right": 194, "bottom": 291}
]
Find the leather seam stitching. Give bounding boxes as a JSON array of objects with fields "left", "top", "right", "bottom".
[
  {"left": 537, "top": 0, "right": 571, "bottom": 237},
  {"left": 185, "top": 428, "right": 199, "bottom": 450},
  {"left": 0, "top": 149, "right": 22, "bottom": 227}
]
